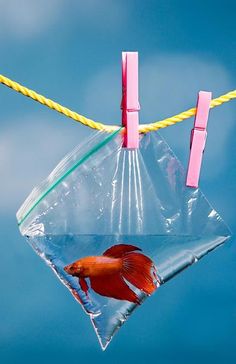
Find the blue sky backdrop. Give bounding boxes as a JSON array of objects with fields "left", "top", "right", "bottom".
[{"left": 0, "top": 1, "right": 235, "bottom": 363}]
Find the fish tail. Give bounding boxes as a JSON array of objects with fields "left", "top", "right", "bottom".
[
  {"left": 122, "top": 252, "right": 158, "bottom": 295},
  {"left": 88, "top": 244, "right": 158, "bottom": 304},
  {"left": 90, "top": 274, "right": 140, "bottom": 304}
]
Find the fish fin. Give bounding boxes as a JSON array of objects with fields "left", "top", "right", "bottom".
[
  {"left": 122, "top": 252, "right": 158, "bottom": 295},
  {"left": 103, "top": 244, "right": 141, "bottom": 258},
  {"left": 90, "top": 274, "right": 140, "bottom": 304},
  {"left": 79, "top": 277, "right": 89, "bottom": 298}
]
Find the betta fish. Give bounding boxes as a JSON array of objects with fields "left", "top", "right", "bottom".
[{"left": 64, "top": 244, "right": 159, "bottom": 304}]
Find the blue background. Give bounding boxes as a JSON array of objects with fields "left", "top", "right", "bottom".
[{"left": 0, "top": 1, "right": 235, "bottom": 363}]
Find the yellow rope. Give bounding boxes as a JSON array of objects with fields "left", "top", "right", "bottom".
[
  {"left": 0, "top": 74, "right": 235, "bottom": 134},
  {"left": 140, "top": 90, "right": 236, "bottom": 133},
  {"left": 0, "top": 74, "right": 118, "bottom": 132}
]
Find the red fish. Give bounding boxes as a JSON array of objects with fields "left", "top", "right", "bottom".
[{"left": 64, "top": 244, "right": 159, "bottom": 304}]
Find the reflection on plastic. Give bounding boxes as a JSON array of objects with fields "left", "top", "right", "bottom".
[{"left": 17, "top": 130, "right": 231, "bottom": 349}]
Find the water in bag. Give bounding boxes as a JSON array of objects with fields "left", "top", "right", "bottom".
[{"left": 17, "top": 130, "right": 231, "bottom": 349}]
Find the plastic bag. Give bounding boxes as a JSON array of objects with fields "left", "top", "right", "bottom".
[{"left": 17, "top": 129, "right": 231, "bottom": 349}]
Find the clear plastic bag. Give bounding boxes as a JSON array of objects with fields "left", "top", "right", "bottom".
[{"left": 17, "top": 129, "right": 231, "bottom": 349}]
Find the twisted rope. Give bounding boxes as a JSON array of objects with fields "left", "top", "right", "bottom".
[{"left": 0, "top": 74, "right": 235, "bottom": 133}]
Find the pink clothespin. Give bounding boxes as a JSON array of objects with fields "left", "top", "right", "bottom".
[
  {"left": 121, "top": 51, "right": 140, "bottom": 148},
  {"left": 186, "top": 91, "right": 212, "bottom": 188}
]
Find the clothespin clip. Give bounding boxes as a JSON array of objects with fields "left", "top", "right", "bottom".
[
  {"left": 121, "top": 51, "right": 140, "bottom": 148},
  {"left": 186, "top": 91, "right": 212, "bottom": 188}
]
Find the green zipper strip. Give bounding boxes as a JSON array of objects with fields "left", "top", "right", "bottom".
[{"left": 18, "top": 128, "right": 122, "bottom": 226}]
